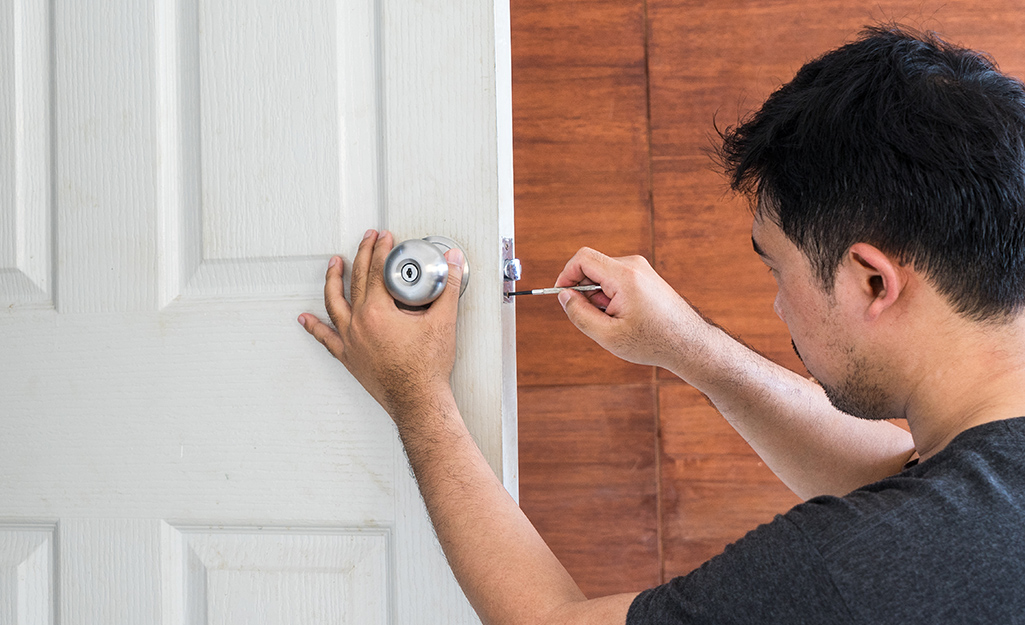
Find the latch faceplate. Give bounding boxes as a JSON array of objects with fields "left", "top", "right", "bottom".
[{"left": 502, "top": 238, "right": 519, "bottom": 303}]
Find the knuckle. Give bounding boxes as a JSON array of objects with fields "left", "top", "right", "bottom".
[{"left": 569, "top": 247, "right": 594, "bottom": 264}]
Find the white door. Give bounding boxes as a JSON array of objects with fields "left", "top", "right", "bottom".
[{"left": 0, "top": 0, "right": 515, "bottom": 623}]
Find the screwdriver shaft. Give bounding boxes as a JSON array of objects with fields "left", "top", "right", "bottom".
[{"left": 507, "top": 285, "right": 603, "bottom": 296}]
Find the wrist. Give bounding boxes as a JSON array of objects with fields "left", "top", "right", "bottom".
[
  {"left": 385, "top": 381, "right": 458, "bottom": 427},
  {"left": 391, "top": 387, "right": 465, "bottom": 471},
  {"left": 663, "top": 316, "right": 731, "bottom": 385}
]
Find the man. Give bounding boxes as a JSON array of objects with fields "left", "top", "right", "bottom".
[{"left": 298, "top": 26, "right": 1025, "bottom": 624}]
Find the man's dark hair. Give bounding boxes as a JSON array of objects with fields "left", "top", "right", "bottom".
[{"left": 718, "top": 25, "right": 1025, "bottom": 322}]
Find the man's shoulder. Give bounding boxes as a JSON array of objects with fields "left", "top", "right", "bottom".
[
  {"left": 773, "top": 417, "right": 1025, "bottom": 622},
  {"left": 628, "top": 419, "right": 1025, "bottom": 625},
  {"left": 789, "top": 416, "right": 1025, "bottom": 552}
]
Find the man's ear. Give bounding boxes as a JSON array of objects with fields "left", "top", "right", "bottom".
[{"left": 845, "top": 243, "right": 907, "bottom": 321}]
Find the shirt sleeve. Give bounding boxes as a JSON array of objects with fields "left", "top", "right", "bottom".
[{"left": 626, "top": 514, "right": 856, "bottom": 625}]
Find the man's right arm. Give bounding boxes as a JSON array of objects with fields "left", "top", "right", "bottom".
[{"left": 555, "top": 247, "right": 914, "bottom": 500}]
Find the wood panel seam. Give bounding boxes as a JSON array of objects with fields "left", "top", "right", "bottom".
[{"left": 653, "top": 379, "right": 665, "bottom": 585}]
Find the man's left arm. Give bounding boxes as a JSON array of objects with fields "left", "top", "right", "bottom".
[{"left": 298, "top": 230, "right": 637, "bottom": 625}]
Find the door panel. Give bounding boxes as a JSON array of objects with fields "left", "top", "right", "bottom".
[
  {"left": 162, "top": 525, "right": 389, "bottom": 625},
  {"left": 0, "top": 524, "right": 54, "bottom": 625},
  {"left": 161, "top": 0, "right": 381, "bottom": 303},
  {"left": 0, "top": 0, "right": 513, "bottom": 622},
  {"left": 0, "top": 0, "right": 50, "bottom": 308}
]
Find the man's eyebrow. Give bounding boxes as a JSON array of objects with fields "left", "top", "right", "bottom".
[{"left": 752, "top": 235, "right": 770, "bottom": 260}]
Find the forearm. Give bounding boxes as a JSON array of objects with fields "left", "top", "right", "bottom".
[
  {"left": 303, "top": 238, "right": 635, "bottom": 624},
  {"left": 554, "top": 247, "right": 913, "bottom": 498},
  {"left": 392, "top": 391, "right": 599, "bottom": 625},
  {"left": 669, "top": 322, "right": 915, "bottom": 499}
]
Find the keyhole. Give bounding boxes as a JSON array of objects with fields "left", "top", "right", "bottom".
[{"left": 401, "top": 262, "right": 420, "bottom": 283}]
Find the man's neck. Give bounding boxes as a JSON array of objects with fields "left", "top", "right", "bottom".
[{"left": 902, "top": 314, "right": 1025, "bottom": 461}]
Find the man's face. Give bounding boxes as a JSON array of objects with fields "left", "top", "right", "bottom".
[{"left": 751, "top": 212, "right": 892, "bottom": 421}]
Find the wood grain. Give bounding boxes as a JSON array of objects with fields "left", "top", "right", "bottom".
[
  {"left": 658, "top": 384, "right": 802, "bottom": 578},
  {"left": 515, "top": 0, "right": 1025, "bottom": 602},
  {"left": 647, "top": 0, "right": 1025, "bottom": 375},
  {"left": 518, "top": 385, "right": 660, "bottom": 597},
  {"left": 648, "top": 0, "right": 1025, "bottom": 577},
  {"left": 512, "top": 0, "right": 653, "bottom": 387}
]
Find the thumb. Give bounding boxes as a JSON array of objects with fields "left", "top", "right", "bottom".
[
  {"left": 558, "top": 289, "right": 612, "bottom": 342},
  {"left": 432, "top": 248, "right": 464, "bottom": 315}
]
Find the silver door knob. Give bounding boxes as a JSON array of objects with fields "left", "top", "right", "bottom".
[{"left": 383, "top": 236, "right": 470, "bottom": 307}]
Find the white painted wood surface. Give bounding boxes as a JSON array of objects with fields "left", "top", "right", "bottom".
[
  {"left": 0, "top": 0, "right": 515, "bottom": 623},
  {"left": 0, "top": 525, "right": 54, "bottom": 625}
]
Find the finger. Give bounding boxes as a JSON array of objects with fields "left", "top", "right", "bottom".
[
  {"left": 364, "top": 230, "right": 394, "bottom": 299},
  {"left": 558, "top": 288, "right": 613, "bottom": 341},
  {"left": 555, "top": 247, "right": 612, "bottom": 288},
  {"left": 586, "top": 289, "right": 612, "bottom": 309},
  {"left": 324, "top": 256, "right": 352, "bottom": 328},
  {"left": 298, "top": 313, "right": 347, "bottom": 361},
  {"left": 350, "top": 229, "right": 379, "bottom": 307},
  {"left": 431, "top": 247, "right": 464, "bottom": 318}
]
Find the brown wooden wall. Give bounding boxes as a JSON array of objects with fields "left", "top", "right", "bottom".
[{"left": 512, "top": 0, "right": 1025, "bottom": 597}]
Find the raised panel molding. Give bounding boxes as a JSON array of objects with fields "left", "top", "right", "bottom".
[
  {"left": 0, "top": 0, "right": 53, "bottom": 309},
  {"left": 0, "top": 524, "right": 56, "bottom": 625},
  {"left": 157, "top": 0, "right": 382, "bottom": 306},
  {"left": 161, "top": 524, "right": 391, "bottom": 625}
]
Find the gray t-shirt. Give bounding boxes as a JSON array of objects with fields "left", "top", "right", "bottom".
[{"left": 627, "top": 417, "right": 1025, "bottom": 624}]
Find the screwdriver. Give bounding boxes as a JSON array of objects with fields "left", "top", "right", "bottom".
[{"left": 507, "top": 284, "right": 603, "bottom": 296}]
